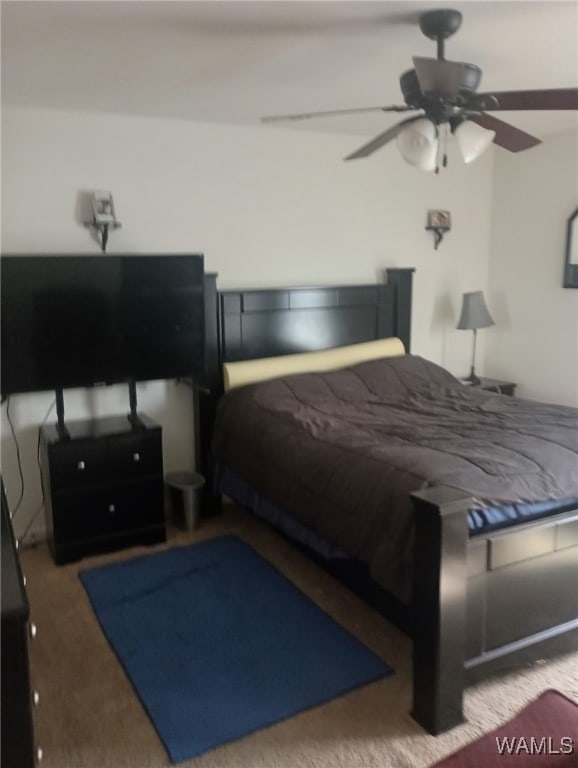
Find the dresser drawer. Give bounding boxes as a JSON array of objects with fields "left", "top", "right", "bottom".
[
  {"left": 49, "top": 439, "right": 107, "bottom": 490},
  {"left": 52, "top": 480, "right": 164, "bottom": 543},
  {"left": 109, "top": 430, "right": 162, "bottom": 479}
]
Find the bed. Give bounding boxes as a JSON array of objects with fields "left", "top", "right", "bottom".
[{"left": 197, "top": 269, "right": 578, "bottom": 735}]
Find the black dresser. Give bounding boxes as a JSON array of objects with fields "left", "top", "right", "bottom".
[
  {"left": 1, "top": 480, "right": 38, "bottom": 768},
  {"left": 40, "top": 414, "right": 166, "bottom": 564}
]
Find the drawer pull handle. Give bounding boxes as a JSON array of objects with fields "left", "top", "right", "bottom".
[
  {"left": 23, "top": 575, "right": 27, "bottom": 587},
  {"left": 33, "top": 690, "right": 40, "bottom": 706},
  {"left": 77, "top": 461, "right": 86, "bottom": 471},
  {"left": 133, "top": 452, "right": 140, "bottom": 462},
  {"left": 37, "top": 746, "right": 43, "bottom": 761},
  {"left": 30, "top": 622, "right": 37, "bottom": 639},
  {"left": 108, "top": 504, "right": 116, "bottom": 514}
]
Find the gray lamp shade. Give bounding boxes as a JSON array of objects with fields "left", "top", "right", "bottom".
[{"left": 457, "top": 291, "right": 495, "bottom": 330}]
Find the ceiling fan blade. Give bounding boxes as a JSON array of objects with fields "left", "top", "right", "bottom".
[
  {"left": 470, "top": 113, "right": 541, "bottom": 152},
  {"left": 344, "top": 117, "right": 421, "bottom": 160},
  {"left": 261, "top": 105, "right": 413, "bottom": 124},
  {"left": 476, "top": 88, "right": 578, "bottom": 111},
  {"left": 413, "top": 56, "right": 467, "bottom": 98}
]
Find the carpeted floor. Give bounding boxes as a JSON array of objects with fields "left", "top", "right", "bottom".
[{"left": 21, "top": 503, "right": 578, "bottom": 768}]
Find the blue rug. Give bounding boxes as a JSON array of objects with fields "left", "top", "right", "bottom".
[{"left": 79, "top": 535, "right": 392, "bottom": 763}]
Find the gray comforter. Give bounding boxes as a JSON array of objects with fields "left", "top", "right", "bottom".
[{"left": 212, "top": 354, "right": 578, "bottom": 600}]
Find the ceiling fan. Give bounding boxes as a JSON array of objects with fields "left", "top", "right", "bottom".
[{"left": 261, "top": 9, "right": 578, "bottom": 170}]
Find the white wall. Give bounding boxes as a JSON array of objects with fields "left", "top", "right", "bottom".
[
  {"left": 487, "top": 129, "right": 578, "bottom": 406},
  {"left": 1, "top": 105, "right": 494, "bottom": 537}
]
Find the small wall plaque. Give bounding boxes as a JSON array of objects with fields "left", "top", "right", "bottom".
[
  {"left": 84, "top": 190, "right": 121, "bottom": 252},
  {"left": 426, "top": 209, "right": 451, "bottom": 249}
]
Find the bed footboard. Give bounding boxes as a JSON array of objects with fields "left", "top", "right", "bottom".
[
  {"left": 411, "top": 487, "right": 578, "bottom": 735},
  {"left": 411, "top": 487, "right": 472, "bottom": 734}
]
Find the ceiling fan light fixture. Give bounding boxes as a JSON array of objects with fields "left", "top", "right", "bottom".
[
  {"left": 397, "top": 118, "right": 438, "bottom": 171},
  {"left": 454, "top": 119, "right": 496, "bottom": 163}
]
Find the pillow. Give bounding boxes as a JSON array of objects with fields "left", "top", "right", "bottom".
[{"left": 223, "top": 337, "right": 405, "bottom": 391}]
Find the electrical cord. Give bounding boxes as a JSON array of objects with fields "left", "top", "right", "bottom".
[
  {"left": 16, "top": 399, "right": 57, "bottom": 547},
  {"left": 4, "top": 396, "right": 25, "bottom": 519},
  {"left": 18, "top": 500, "right": 45, "bottom": 548},
  {"left": 37, "top": 399, "right": 56, "bottom": 503},
  {"left": 3, "top": 396, "right": 55, "bottom": 546}
]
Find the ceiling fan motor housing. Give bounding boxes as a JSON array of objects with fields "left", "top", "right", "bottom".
[
  {"left": 419, "top": 9, "right": 463, "bottom": 41},
  {"left": 400, "top": 64, "right": 482, "bottom": 111}
]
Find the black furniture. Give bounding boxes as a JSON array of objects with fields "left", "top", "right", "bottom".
[
  {"left": 197, "top": 269, "right": 414, "bottom": 510},
  {"left": 40, "top": 414, "right": 166, "bottom": 564},
  {"left": 198, "top": 270, "right": 578, "bottom": 736},
  {"left": 1, "top": 479, "right": 38, "bottom": 768},
  {"left": 468, "top": 376, "right": 516, "bottom": 396}
]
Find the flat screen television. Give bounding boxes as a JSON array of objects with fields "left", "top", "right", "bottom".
[{"left": 1, "top": 254, "right": 205, "bottom": 397}]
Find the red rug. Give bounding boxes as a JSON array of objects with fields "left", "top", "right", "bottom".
[{"left": 431, "top": 690, "right": 578, "bottom": 767}]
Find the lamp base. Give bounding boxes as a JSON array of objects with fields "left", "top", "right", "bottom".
[{"left": 464, "top": 369, "right": 481, "bottom": 386}]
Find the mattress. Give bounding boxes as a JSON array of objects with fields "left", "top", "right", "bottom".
[{"left": 211, "top": 354, "right": 578, "bottom": 601}]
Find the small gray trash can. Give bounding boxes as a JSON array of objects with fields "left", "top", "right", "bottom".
[{"left": 165, "top": 471, "right": 205, "bottom": 530}]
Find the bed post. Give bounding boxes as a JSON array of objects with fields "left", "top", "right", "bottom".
[
  {"left": 410, "top": 486, "right": 473, "bottom": 734},
  {"left": 195, "top": 272, "right": 223, "bottom": 514},
  {"left": 385, "top": 268, "right": 415, "bottom": 352}
]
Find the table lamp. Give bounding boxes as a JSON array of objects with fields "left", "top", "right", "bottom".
[{"left": 457, "top": 291, "right": 495, "bottom": 385}]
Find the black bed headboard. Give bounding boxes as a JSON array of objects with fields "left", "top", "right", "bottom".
[
  {"left": 215, "top": 267, "right": 413, "bottom": 369},
  {"left": 197, "top": 268, "right": 414, "bottom": 507},
  {"left": 202, "top": 268, "right": 414, "bottom": 395}
]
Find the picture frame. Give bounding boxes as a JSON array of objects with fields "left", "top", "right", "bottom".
[
  {"left": 427, "top": 209, "right": 451, "bottom": 230},
  {"left": 92, "top": 191, "right": 116, "bottom": 225}
]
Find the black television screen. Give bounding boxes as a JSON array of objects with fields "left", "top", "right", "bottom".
[{"left": 1, "top": 254, "right": 205, "bottom": 396}]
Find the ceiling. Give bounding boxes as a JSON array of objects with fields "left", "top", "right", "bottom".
[{"left": 2, "top": 1, "right": 578, "bottom": 143}]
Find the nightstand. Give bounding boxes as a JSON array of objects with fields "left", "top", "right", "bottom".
[
  {"left": 466, "top": 377, "right": 517, "bottom": 396},
  {"left": 40, "top": 414, "right": 166, "bottom": 564}
]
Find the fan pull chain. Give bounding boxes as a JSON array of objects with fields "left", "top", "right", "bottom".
[{"left": 435, "top": 125, "right": 449, "bottom": 173}]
